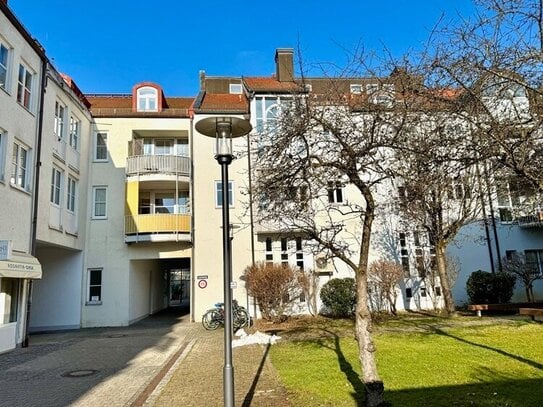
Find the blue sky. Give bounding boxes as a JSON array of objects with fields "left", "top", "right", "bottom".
[{"left": 9, "top": 0, "right": 475, "bottom": 96}]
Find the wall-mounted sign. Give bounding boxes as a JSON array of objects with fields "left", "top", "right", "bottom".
[
  {"left": 198, "top": 280, "right": 208, "bottom": 289},
  {"left": 197, "top": 275, "right": 208, "bottom": 280}
]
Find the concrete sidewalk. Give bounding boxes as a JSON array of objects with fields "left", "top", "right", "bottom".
[
  {"left": 0, "top": 308, "right": 291, "bottom": 406},
  {"left": 0, "top": 307, "right": 197, "bottom": 407}
]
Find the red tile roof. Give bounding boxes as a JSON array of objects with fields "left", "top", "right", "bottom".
[
  {"left": 198, "top": 93, "right": 249, "bottom": 113},
  {"left": 243, "top": 77, "right": 301, "bottom": 92},
  {"left": 85, "top": 95, "right": 193, "bottom": 117}
]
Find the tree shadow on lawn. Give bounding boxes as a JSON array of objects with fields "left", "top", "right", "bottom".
[{"left": 384, "top": 377, "right": 543, "bottom": 407}]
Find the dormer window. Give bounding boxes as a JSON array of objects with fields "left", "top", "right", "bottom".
[
  {"left": 229, "top": 83, "right": 243, "bottom": 94},
  {"left": 137, "top": 86, "right": 158, "bottom": 112},
  {"left": 350, "top": 84, "right": 362, "bottom": 94}
]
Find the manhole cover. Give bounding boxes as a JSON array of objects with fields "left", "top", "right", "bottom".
[
  {"left": 62, "top": 369, "right": 98, "bottom": 378},
  {"left": 107, "top": 334, "right": 126, "bottom": 338}
]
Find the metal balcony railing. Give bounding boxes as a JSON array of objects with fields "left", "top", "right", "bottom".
[
  {"left": 125, "top": 214, "right": 191, "bottom": 235},
  {"left": 518, "top": 209, "right": 543, "bottom": 228},
  {"left": 126, "top": 155, "right": 190, "bottom": 177}
]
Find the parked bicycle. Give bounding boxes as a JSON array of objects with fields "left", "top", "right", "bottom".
[{"left": 202, "top": 300, "right": 250, "bottom": 330}]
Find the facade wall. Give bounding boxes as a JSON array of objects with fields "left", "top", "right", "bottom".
[
  {"left": 30, "top": 246, "right": 82, "bottom": 331},
  {"left": 192, "top": 115, "right": 254, "bottom": 319},
  {"left": 83, "top": 116, "right": 192, "bottom": 327}
]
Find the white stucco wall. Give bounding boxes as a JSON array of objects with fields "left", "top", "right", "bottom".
[
  {"left": 449, "top": 221, "right": 543, "bottom": 305},
  {"left": 30, "top": 247, "right": 82, "bottom": 331}
]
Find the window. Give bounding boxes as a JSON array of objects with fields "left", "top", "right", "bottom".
[
  {"left": 54, "top": 101, "right": 66, "bottom": 139},
  {"left": 281, "top": 238, "right": 288, "bottom": 264},
  {"left": 50, "top": 167, "right": 62, "bottom": 205},
  {"left": 94, "top": 132, "right": 108, "bottom": 161},
  {"left": 11, "top": 141, "right": 29, "bottom": 189},
  {"left": 69, "top": 116, "right": 80, "bottom": 150},
  {"left": 296, "top": 237, "right": 304, "bottom": 269},
  {"left": 434, "top": 286, "right": 442, "bottom": 297},
  {"left": 67, "top": 177, "right": 77, "bottom": 212},
  {"left": 215, "top": 181, "right": 233, "bottom": 208},
  {"left": 1, "top": 278, "right": 20, "bottom": 323},
  {"left": 265, "top": 238, "right": 273, "bottom": 262},
  {"left": 399, "top": 232, "right": 409, "bottom": 276},
  {"left": 505, "top": 250, "right": 517, "bottom": 261},
  {"left": 405, "top": 287, "right": 412, "bottom": 298},
  {"left": 327, "top": 181, "right": 344, "bottom": 204},
  {"left": 350, "top": 84, "right": 363, "bottom": 94},
  {"left": 229, "top": 83, "right": 243, "bottom": 94},
  {"left": 420, "top": 287, "right": 427, "bottom": 297},
  {"left": 137, "top": 86, "right": 158, "bottom": 112},
  {"left": 0, "top": 42, "right": 10, "bottom": 91},
  {"left": 17, "top": 63, "right": 33, "bottom": 109},
  {"left": 87, "top": 269, "right": 102, "bottom": 303},
  {"left": 92, "top": 187, "right": 107, "bottom": 218},
  {"left": 366, "top": 83, "right": 379, "bottom": 94},
  {"left": 524, "top": 250, "right": 543, "bottom": 274}
]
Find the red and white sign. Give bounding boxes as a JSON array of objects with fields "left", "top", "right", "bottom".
[{"left": 198, "top": 279, "right": 207, "bottom": 289}]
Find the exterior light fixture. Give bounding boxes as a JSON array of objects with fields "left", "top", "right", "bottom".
[{"left": 195, "top": 116, "right": 252, "bottom": 407}]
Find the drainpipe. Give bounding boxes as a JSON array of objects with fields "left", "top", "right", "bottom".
[
  {"left": 23, "top": 59, "right": 47, "bottom": 347},
  {"left": 246, "top": 129, "right": 256, "bottom": 320},
  {"left": 189, "top": 114, "right": 196, "bottom": 322},
  {"left": 475, "top": 162, "right": 495, "bottom": 274},
  {"left": 483, "top": 162, "right": 503, "bottom": 273}
]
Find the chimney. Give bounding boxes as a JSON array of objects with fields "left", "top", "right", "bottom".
[
  {"left": 199, "top": 70, "right": 206, "bottom": 91},
  {"left": 275, "top": 48, "right": 294, "bottom": 82}
]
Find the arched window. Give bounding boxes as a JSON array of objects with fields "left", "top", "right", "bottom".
[{"left": 137, "top": 86, "right": 158, "bottom": 112}]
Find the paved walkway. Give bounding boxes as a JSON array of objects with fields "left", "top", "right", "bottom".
[{"left": 0, "top": 308, "right": 290, "bottom": 406}]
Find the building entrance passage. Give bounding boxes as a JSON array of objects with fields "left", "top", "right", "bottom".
[{"left": 169, "top": 269, "right": 190, "bottom": 306}]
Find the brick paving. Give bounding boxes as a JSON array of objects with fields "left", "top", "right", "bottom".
[{"left": 0, "top": 308, "right": 291, "bottom": 407}]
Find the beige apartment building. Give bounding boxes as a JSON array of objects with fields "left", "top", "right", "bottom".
[{"left": 2, "top": 0, "right": 542, "bottom": 349}]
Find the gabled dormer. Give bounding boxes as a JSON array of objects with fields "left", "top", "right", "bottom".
[{"left": 132, "top": 82, "right": 164, "bottom": 112}]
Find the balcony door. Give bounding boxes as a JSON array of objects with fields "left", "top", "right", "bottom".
[
  {"left": 139, "top": 190, "right": 189, "bottom": 214},
  {"left": 142, "top": 138, "right": 188, "bottom": 156}
]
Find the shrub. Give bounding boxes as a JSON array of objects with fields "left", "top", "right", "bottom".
[
  {"left": 320, "top": 278, "right": 356, "bottom": 317},
  {"left": 466, "top": 270, "right": 516, "bottom": 304},
  {"left": 244, "top": 262, "right": 304, "bottom": 322}
]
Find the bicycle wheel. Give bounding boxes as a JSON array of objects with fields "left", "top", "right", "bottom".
[
  {"left": 234, "top": 307, "right": 250, "bottom": 329},
  {"left": 202, "top": 309, "right": 221, "bottom": 330}
]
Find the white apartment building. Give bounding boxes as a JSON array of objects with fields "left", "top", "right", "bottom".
[{"left": 0, "top": 1, "right": 45, "bottom": 352}]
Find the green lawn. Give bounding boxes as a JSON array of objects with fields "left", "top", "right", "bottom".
[{"left": 269, "top": 315, "right": 543, "bottom": 406}]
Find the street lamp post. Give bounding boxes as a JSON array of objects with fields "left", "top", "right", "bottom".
[{"left": 195, "top": 116, "right": 252, "bottom": 407}]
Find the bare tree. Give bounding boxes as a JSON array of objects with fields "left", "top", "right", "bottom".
[
  {"left": 244, "top": 262, "right": 304, "bottom": 323},
  {"left": 502, "top": 252, "right": 543, "bottom": 302},
  {"left": 252, "top": 73, "right": 407, "bottom": 406},
  {"left": 368, "top": 260, "right": 404, "bottom": 315},
  {"left": 392, "top": 110, "right": 484, "bottom": 314},
  {"left": 426, "top": 0, "right": 543, "bottom": 195}
]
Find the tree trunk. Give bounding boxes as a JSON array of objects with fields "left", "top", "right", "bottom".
[
  {"left": 435, "top": 243, "right": 456, "bottom": 315},
  {"left": 355, "top": 206, "right": 385, "bottom": 407}
]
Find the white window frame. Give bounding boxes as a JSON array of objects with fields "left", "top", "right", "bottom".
[
  {"left": 327, "top": 181, "right": 344, "bottom": 204},
  {"left": 366, "top": 83, "right": 379, "bottom": 94},
  {"left": 17, "top": 63, "right": 33, "bottom": 110},
  {"left": 350, "top": 84, "right": 362, "bottom": 94},
  {"left": 87, "top": 268, "right": 103, "bottom": 304},
  {"left": 0, "top": 40, "right": 11, "bottom": 92},
  {"left": 69, "top": 115, "right": 80, "bottom": 151},
  {"left": 50, "top": 167, "right": 62, "bottom": 206},
  {"left": 54, "top": 101, "right": 66, "bottom": 140},
  {"left": 11, "top": 141, "right": 30, "bottom": 190},
  {"left": 229, "top": 83, "right": 243, "bottom": 94},
  {"left": 137, "top": 86, "right": 158, "bottom": 112},
  {"left": 92, "top": 186, "right": 107, "bottom": 219},
  {"left": 67, "top": 176, "right": 77, "bottom": 213},
  {"left": 215, "top": 180, "right": 234, "bottom": 208},
  {"left": 94, "top": 132, "right": 108, "bottom": 161}
]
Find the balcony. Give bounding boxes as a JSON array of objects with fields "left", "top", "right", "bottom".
[
  {"left": 126, "top": 155, "right": 190, "bottom": 177},
  {"left": 125, "top": 214, "right": 191, "bottom": 243},
  {"left": 518, "top": 210, "right": 543, "bottom": 228}
]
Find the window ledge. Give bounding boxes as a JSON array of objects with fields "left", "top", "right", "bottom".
[
  {"left": 0, "top": 86, "right": 10, "bottom": 97},
  {"left": 85, "top": 301, "right": 102, "bottom": 306},
  {"left": 17, "top": 101, "right": 35, "bottom": 116},
  {"left": 9, "top": 183, "right": 32, "bottom": 195}
]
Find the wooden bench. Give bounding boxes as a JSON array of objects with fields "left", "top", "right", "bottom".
[
  {"left": 519, "top": 308, "right": 543, "bottom": 321},
  {"left": 468, "top": 302, "right": 543, "bottom": 317}
]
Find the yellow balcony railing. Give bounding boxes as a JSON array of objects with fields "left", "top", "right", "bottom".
[{"left": 125, "top": 214, "right": 191, "bottom": 235}]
